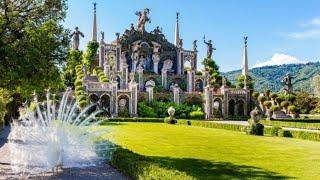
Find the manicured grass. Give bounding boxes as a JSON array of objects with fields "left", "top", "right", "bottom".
[{"left": 102, "top": 122, "right": 320, "bottom": 179}]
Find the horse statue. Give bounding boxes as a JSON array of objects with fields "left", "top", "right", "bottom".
[{"left": 135, "top": 8, "right": 151, "bottom": 32}]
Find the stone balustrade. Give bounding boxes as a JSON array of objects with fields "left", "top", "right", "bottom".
[{"left": 86, "top": 82, "right": 111, "bottom": 91}]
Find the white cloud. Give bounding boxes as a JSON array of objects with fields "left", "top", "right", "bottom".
[
  {"left": 288, "top": 29, "right": 320, "bottom": 39},
  {"left": 288, "top": 17, "right": 320, "bottom": 39},
  {"left": 308, "top": 17, "right": 320, "bottom": 26},
  {"left": 253, "top": 53, "right": 307, "bottom": 68}
]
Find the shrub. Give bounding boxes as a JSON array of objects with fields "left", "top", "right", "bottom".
[
  {"left": 258, "top": 96, "right": 267, "bottom": 103},
  {"left": 275, "top": 97, "right": 284, "bottom": 105},
  {"left": 285, "top": 94, "right": 296, "bottom": 102},
  {"left": 270, "top": 125, "right": 281, "bottom": 136},
  {"left": 263, "top": 101, "right": 272, "bottom": 109},
  {"left": 184, "top": 94, "right": 203, "bottom": 106},
  {"left": 137, "top": 102, "right": 157, "bottom": 118},
  {"left": 252, "top": 92, "right": 259, "bottom": 100},
  {"left": 75, "top": 85, "right": 84, "bottom": 92},
  {"left": 74, "top": 80, "right": 82, "bottom": 86},
  {"left": 111, "top": 148, "right": 194, "bottom": 180},
  {"left": 269, "top": 92, "right": 278, "bottom": 99},
  {"left": 118, "top": 108, "right": 130, "bottom": 117},
  {"left": 189, "top": 109, "right": 205, "bottom": 119},
  {"left": 79, "top": 100, "right": 87, "bottom": 108},
  {"left": 288, "top": 105, "right": 297, "bottom": 114},
  {"left": 271, "top": 105, "right": 281, "bottom": 112},
  {"left": 280, "top": 101, "right": 290, "bottom": 108}
]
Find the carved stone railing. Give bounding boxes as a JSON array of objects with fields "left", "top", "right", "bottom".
[
  {"left": 228, "top": 89, "right": 247, "bottom": 95},
  {"left": 86, "top": 82, "right": 111, "bottom": 91}
]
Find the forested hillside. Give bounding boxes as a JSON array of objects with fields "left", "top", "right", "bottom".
[{"left": 224, "top": 62, "right": 320, "bottom": 94}]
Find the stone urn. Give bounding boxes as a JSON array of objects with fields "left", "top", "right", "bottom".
[{"left": 167, "top": 106, "right": 177, "bottom": 124}]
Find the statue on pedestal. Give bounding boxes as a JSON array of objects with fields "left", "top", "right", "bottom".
[
  {"left": 70, "top": 27, "right": 84, "bottom": 50},
  {"left": 193, "top": 40, "right": 197, "bottom": 51},
  {"left": 203, "top": 36, "right": 216, "bottom": 59},
  {"left": 282, "top": 73, "right": 293, "bottom": 94},
  {"left": 135, "top": 8, "right": 151, "bottom": 32}
]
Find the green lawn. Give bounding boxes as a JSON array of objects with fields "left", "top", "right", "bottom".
[{"left": 102, "top": 122, "right": 320, "bottom": 179}]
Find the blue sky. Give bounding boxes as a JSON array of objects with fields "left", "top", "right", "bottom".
[{"left": 64, "top": 0, "right": 320, "bottom": 72}]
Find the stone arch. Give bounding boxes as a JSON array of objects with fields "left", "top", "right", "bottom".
[
  {"left": 213, "top": 98, "right": 223, "bottom": 116},
  {"left": 116, "top": 75, "right": 121, "bottom": 89},
  {"left": 117, "top": 94, "right": 131, "bottom": 116},
  {"left": 100, "top": 94, "right": 111, "bottom": 115},
  {"left": 228, "top": 99, "right": 236, "bottom": 116},
  {"left": 195, "top": 78, "right": 204, "bottom": 92},
  {"left": 237, "top": 99, "right": 245, "bottom": 116},
  {"left": 88, "top": 93, "right": 99, "bottom": 103}
]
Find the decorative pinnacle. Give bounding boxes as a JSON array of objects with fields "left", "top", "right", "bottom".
[
  {"left": 93, "top": 2, "right": 97, "bottom": 13},
  {"left": 176, "top": 12, "right": 179, "bottom": 21},
  {"left": 244, "top": 36, "right": 248, "bottom": 46}
]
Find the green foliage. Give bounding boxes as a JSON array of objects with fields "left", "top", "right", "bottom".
[
  {"left": 269, "top": 92, "right": 278, "bottom": 99},
  {"left": 0, "top": 89, "right": 10, "bottom": 126},
  {"left": 118, "top": 108, "right": 130, "bottom": 118},
  {"left": 93, "top": 67, "right": 109, "bottom": 83},
  {"left": 184, "top": 94, "right": 203, "bottom": 106},
  {"left": 294, "top": 91, "right": 319, "bottom": 114},
  {"left": 100, "top": 117, "right": 164, "bottom": 123},
  {"left": 285, "top": 94, "right": 296, "bottom": 102},
  {"left": 83, "top": 41, "right": 99, "bottom": 73},
  {"left": 280, "top": 101, "right": 290, "bottom": 108},
  {"left": 252, "top": 92, "right": 259, "bottom": 100},
  {"left": 137, "top": 101, "right": 199, "bottom": 119},
  {"left": 189, "top": 108, "right": 205, "bottom": 119},
  {"left": 271, "top": 105, "right": 281, "bottom": 112},
  {"left": 137, "top": 102, "right": 157, "bottom": 118},
  {"left": 263, "top": 101, "right": 272, "bottom": 108},
  {"left": 224, "top": 62, "right": 320, "bottom": 94},
  {"left": 260, "top": 119, "right": 320, "bottom": 130},
  {"left": 288, "top": 105, "right": 297, "bottom": 113},
  {"left": 0, "top": 0, "right": 68, "bottom": 123},
  {"left": 111, "top": 148, "right": 195, "bottom": 180},
  {"left": 64, "top": 50, "right": 83, "bottom": 87},
  {"left": 236, "top": 75, "right": 254, "bottom": 90},
  {"left": 79, "top": 100, "right": 87, "bottom": 108},
  {"left": 257, "top": 96, "right": 267, "bottom": 103},
  {"left": 202, "top": 58, "right": 225, "bottom": 87},
  {"left": 312, "top": 75, "right": 320, "bottom": 97}
]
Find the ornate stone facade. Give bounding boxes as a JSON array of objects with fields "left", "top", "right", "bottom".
[{"left": 81, "top": 6, "right": 252, "bottom": 118}]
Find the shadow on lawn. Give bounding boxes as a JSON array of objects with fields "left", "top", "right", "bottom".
[
  {"left": 111, "top": 147, "right": 292, "bottom": 179},
  {"left": 152, "top": 156, "right": 291, "bottom": 179}
]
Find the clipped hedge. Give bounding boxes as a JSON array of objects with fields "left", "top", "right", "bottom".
[
  {"left": 100, "top": 118, "right": 164, "bottom": 124},
  {"left": 111, "top": 147, "right": 195, "bottom": 180},
  {"left": 260, "top": 120, "right": 320, "bottom": 130}
]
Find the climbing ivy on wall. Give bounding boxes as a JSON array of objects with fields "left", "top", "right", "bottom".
[{"left": 82, "top": 41, "right": 99, "bottom": 74}]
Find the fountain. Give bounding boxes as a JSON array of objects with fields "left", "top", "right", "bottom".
[{"left": 8, "top": 88, "right": 113, "bottom": 174}]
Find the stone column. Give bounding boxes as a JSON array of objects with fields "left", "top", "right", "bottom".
[
  {"left": 187, "top": 69, "right": 195, "bottom": 92},
  {"left": 99, "top": 44, "right": 105, "bottom": 69},
  {"left": 104, "top": 62, "right": 110, "bottom": 77},
  {"left": 173, "top": 84, "right": 180, "bottom": 104},
  {"left": 204, "top": 85, "right": 213, "bottom": 119},
  {"left": 161, "top": 69, "right": 168, "bottom": 89},
  {"left": 116, "top": 46, "right": 121, "bottom": 71},
  {"left": 191, "top": 52, "right": 198, "bottom": 71},
  {"left": 146, "top": 85, "right": 154, "bottom": 103},
  {"left": 203, "top": 70, "right": 209, "bottom": 87},
  {"left": 177, "top": 50, "right": 184, "bottom": 75},
  {"left": 111, "top": 81, "right": 118, "bottom": 117},
  {"left": 121, "top": 63, "right": 128, "bottom": 89},
  {"left": 129, "top": 81, "right": 138, "bottom": 117},
  {"left": 136, "top": 65, "right": 144, "bottom": 91},
  {"left": 152, "top": 55, "right": 160, "bottom": 74}
]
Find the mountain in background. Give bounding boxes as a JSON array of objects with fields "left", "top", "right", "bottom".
[{"left": 223, "top": 62, "right": 320, "bottom": 94}]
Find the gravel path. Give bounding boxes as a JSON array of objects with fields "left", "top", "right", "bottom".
[{"left": 0, "top": 126, "right": 128, "bottom": 180}]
